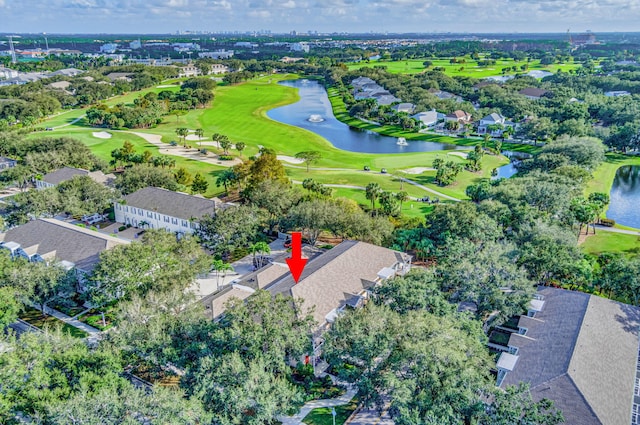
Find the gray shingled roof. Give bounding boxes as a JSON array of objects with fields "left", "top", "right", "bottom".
[
  {"left": 265, "top": 240, "right": 409, "bottom": 325},
  {"left": 122, "top": 187, "right": 218, "bottom": 221},
  {"left": 42, "top": 167, "right": 90, "bottom": 185},
  {"left": 518, "top": 87, "right": 548, "bottom": 98},
  {"left": 0, "top": 218, "right": 127, "bottom": 272},
  {"left": 201, "top": 241, "right": 409, "bottom": 326},
  {"left": 502, "top": 287, "right": 640, "bottom": 425}
]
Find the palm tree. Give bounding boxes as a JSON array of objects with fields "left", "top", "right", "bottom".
[
  {"left": 195, "top": 128, "right": 205, "bottom": 148},
  {"left": 216, "top": 168, "right": 237, "bottom": 193},
  {"left": 219, "top": 136, "right": 231, "bottom": 155},
  {"left": 365, "top": 182, "right": 382, "bottom": 215},
  {"left": 175, "top": 127, "right": 189, "bottom": 147},
  {"left": 250, "top": 241, "right": 271, "bottom": 269},
  {"left": 395, "top": 191, "right": 409, "bottom": 213},
  {"left": 235, "top": 142, "right": 246, "bottom": 158},
  {"left": 211, "top": 259, "right": 234, "bottom": 289}
]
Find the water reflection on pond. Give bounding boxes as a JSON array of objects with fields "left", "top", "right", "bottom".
[
  {"left": 267, "top": 79, "right": 465, "bottom": 154},
  {"left": 607, "top": 165, "right": 640, "bottom": 228}
]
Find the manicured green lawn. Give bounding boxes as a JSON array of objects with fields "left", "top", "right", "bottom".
[
  {"left": 32, "top": 74, "right": 507, "bottom": 202},
  {"left": 331, "top": 187, "right": 435, "bottom": 220},
  {"left": 347, "top": 57, "right": 582, "bottom": 78},
  {"left": 20, "top": 307, "right": 89, "bottom": 338},
  {"left": 302, "top": 399, "right": 359, "bottom": 425},
  {"left": 581, "top": 231, "right": 640, "bottom": 256}
]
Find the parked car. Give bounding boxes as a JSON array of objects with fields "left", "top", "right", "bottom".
[
  {"left": 283, "top": 236, "right": 292, "bottom": 248},
  {"left": 82, "top": 213, "right": 106, "bottom": 225}
]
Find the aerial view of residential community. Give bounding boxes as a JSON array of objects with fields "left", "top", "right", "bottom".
[{"left": 2, "top": 1, "right": 640, "bottom": 424}]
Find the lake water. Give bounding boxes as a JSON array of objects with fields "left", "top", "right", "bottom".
[
  {"left": 607, "top": 165, "right": 640, "bottom": 228},
  {"left": 267, "top": 79, "right": 464, "bottom": 154}
]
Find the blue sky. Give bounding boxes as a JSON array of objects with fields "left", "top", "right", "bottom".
[{"left": 1, "top": 0, "right": 639, "bottom": 34}]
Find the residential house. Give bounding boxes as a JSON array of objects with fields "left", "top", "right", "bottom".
[
  {"left": 605, "top": 90, "right": 631, "bottom": 97},
  {"left": 372, "top": 93, "right": 401, "bottom": 106},
  {"left": 49, "top": 68, "right": 84, "bottom": 77},
  {"left": 445, "top": 110, "right": 473, "bottom": 124},
  {"left": 477, "top": 113, "right": 515, "bottom": 136},
  {"left": 391, "top": 103, "right": 416, "bottom": 114},
  {"left": 114, "top": 187, "right": 220, "bottom": 234},
  {"left": 209, "top": 64, "right": 230, "bottom": 74},
  {"left": 198, "top": 50, "right": 234, "bottom": 59},
  {"left": 105, "top": 72, "right": 134, "bottom": 82},
  {"left": 473, "top": 81, "right": 495, "bottom": 91},
  {"left": 36, "top": 167, "right": 114, "bottom": 190},
  {"left": 497, "top": 287, "right": 640, "bottom": 425},
  {"left": 518, "top": 87, "right": 549, "bottom": 100},
  {"left": 178, "top": 64, "right": 201, "bottom": 78},
  {"left": 428, "top": 88, "right": 463, "bottom": 103},
  {"left": 290, "top": 42, "right": 310, "bottom": 53},
  {"left": 0, "top": 156, "right": 17, "bottom": 172},
  {"left": 48, "top": 80, "right": 72, "bottom": 90},
  {"left": 201, "top": 240, "right": 412, "bottom": 329},
  {"left": 0, "top": 218, "right": 128, "bottom": 285},
  {"left": 412, "top": 109, "right": 444, "bottom": 127}
]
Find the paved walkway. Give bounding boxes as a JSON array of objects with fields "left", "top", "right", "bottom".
[
  {"left": 192, "top": 238, "right": 288, "bottom": 297},
  {"left": 594, "top": 225, "right": 640, "bottom": 235},
  {"left": 52, "top": 114, "right": 85, "bottom": 129},
  {"left": 36, "top": 304, "right": 102, "bottom": 343},
  {"left": 399, "top": 177, "right": 460, "bottom": 202},
  {"left": 277, "top": 385, "right": 358, "bottom": 425}
]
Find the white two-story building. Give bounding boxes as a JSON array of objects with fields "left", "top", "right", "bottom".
[{"left": 114, "top": 187, "right": 221, "bottom": 235}]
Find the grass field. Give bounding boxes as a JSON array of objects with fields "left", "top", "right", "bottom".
[
  {"left": 302, "top": 399, "right": 359, "bottom": 425},
  {"left": 347, "top": 57, "right": 582, "bottom": 78},
  {"left": 581, "top": 231, "right": 640, "bottom": 256},
  {"left": 20, "top": 307, "right": 89, "bottom": 338}
]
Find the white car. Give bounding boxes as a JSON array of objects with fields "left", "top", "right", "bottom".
[{"left": 82, "top": 213, "right": 106, "bottom": 225}]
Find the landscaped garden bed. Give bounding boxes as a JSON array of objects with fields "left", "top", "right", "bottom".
[
  {"left": 20, "top": 307, "right": 88, "bottom": 338},
  {"left": 290, "top": 364, "right": 346, "bottom": 402}
]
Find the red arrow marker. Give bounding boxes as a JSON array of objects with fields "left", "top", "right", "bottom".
[{"left": 285, "top": 232, "right": 307, "bottom": 283}]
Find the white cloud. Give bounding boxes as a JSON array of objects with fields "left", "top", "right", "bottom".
[{"left": 1, "top": 0, "right": 640, "bottom": 33}]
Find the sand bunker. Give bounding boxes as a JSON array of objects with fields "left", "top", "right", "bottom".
[
  {"left": 185, "top": 134, "right": 203, "bottom": 141},
  {"left": 402, "top": 167, "right": 435, "bottom": 174},
  {"left": 92, "top": 131, "right": 112, "bottom": 139},
  {"left": 277, "top": 155, "right": 305, "bottom": 164},
  {"left": 448, "top": 152, "right": 469, "bottom": 159}
]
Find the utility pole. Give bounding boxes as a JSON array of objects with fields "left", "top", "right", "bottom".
[{"left": 8, "top": 36, "right": 18, "bottom": 64}]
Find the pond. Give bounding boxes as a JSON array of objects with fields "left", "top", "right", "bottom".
[
  {"left": 607, "top": 165, "right": 640, "bottom": 228},
  {"left": 491, "top": 151, "right": 531, "bottom": 180},
  {"left": 267, "top": 79, "right": 465, "bottom": 154}
]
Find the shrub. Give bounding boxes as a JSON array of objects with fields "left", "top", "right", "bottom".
[
  {"left": 218, "top": 155, "right": 234, "bottom": 161},
  {"left": 600, "top": 218, "right": 615, "bottom": 227},
  {"left": 118, "top": 225, "right": 127, "bottom": 231}
]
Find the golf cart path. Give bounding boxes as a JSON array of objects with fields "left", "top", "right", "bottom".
[
  {"left": 594, "top": 225, "right": 640, "bottom": 235},
  {"left": 115, "top": 131, "right": 461, "bottom": 201},
  {"left": 53, "top": 114, "right": 86, "bottom": 129}
]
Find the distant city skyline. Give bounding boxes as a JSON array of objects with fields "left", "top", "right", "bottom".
[{"left": 1, "top": 0, "right": 639, "bottom": 34}]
